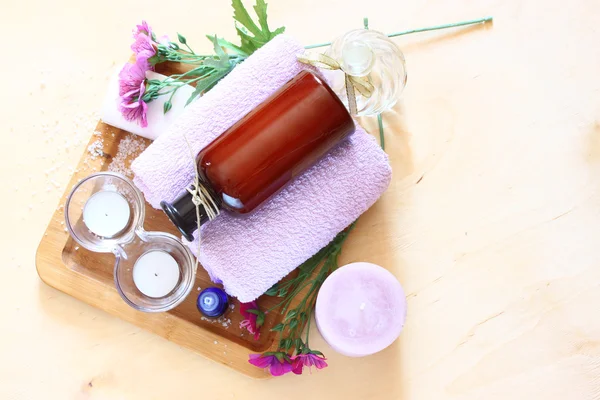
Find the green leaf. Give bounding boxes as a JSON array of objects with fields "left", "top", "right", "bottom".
[
  {"left": 294, "top": 338, "right": 304, "bottom": 350},
  {"left": 271, "top": 26, "right": 285, "bottom": 37},
  {"left": 265, "top": 284, "right": 279, "bottom": 297},
  {"left": 284, "top": 310, "right": 298, "bottom": 322},
  {"left": 228, "top": 0, "right": 285, "bottom": 56},
  {"left": 211, "top": 35, "right": 230, "bottom": 64},
  {"left": 177, "top": 33, "right": 187, "bottom": 44},
  {"left": 253, "top": 0, "right": 270, "bottom": 38},
  {"left": 289, "top": 319, "right": 298, "bottom": 329},
  {"left": 206, "top": 35, "right": 249, "bottom": 57},
  {"left": 246, "top": 309, "right": 261, "bottom": 316},
  {"left": 256, "top": 313, "right": 265, "bottom": 328},
  {"left": 277, "top": 288, "right": 288, "bottom": 297},
  {"left": 185, "top": 68, "right": 231, "bottom": 106},
  {"left": 271, "top": 323, "right": 285, "bottom": 332},
  {"left": 310, "top": 350, "right": 324, "bottom": 357},
  {"left": 163, "top": 101, "right": 172, "bottom": 114},
  {"left": 232, "top": 0, "right": 263, "bottom": 39},
  {"left": 235, "top": 25, "right": 260, "bottom": 53},
  {"left": 279, "top": 338, "right": 293, "bottom": 350}
]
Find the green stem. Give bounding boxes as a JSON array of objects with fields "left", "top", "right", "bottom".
[
  {"left": 388, "top": 16, "right": 493, "bottom": 38},
  {"left": 304, "top": 16, "right": 492, "bottom": 49},
  {"left": 184, "top": 43, "right": 196, "bottom": 54},
  {"left": 304, "top": 309, "right": 312, "bottom": 347},
  {"left": 377, "top": 113, "right": 385, "bottom": 150}
]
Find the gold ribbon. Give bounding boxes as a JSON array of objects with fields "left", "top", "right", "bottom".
[{"left": 297, "top": 53, "right": 374, "bottom": 115}]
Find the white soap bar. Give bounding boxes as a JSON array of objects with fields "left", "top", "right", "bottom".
[{"left": 100, "top": 65, "right": 196, "bottom": 140}]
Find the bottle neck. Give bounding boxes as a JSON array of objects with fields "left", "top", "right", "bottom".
[{"left": 160, "top": 181, "right": 221, "bottom": 242}]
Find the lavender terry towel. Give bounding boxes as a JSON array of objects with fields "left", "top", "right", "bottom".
[{"left": 131, "top": 35, "right": 392, "bottom": 302}]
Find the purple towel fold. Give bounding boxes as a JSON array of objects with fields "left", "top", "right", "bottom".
[{"left": 132, "top": 35, "right": 392, "bottom": 302}]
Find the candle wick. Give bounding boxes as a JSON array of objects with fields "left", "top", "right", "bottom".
[{"left": 154, "top": 273, "right": 158, "bottom": 277}]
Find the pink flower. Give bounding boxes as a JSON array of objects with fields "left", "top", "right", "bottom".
[
  {"left": 118, "top": 58, "right": 150, "bottom": 127},
  {"left": 239, "top": 301, "right": 261, "bottom": 340},
  {"left": 249, "top": 353, "right": 293, "bottom": 377},
  {"left": 291, "top": 352, "right": 328, "bottom": 375},
  {"left": 131, "top": 21, "right": 157, "bottom": 67},
  {"left": 133, "top": 21, "right": 152, "bottom": 38}
]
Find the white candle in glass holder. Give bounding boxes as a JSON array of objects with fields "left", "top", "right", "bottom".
[
  {"left": 83, "top": 191, "right": 131, "bottom": 238},
  {"left": 133, "top": 250, "right": 181, "bottom": 298}
]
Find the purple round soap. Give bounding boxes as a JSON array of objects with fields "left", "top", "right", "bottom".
[{"left": 315, "top": 262, "right": 407, "bottom": 357}]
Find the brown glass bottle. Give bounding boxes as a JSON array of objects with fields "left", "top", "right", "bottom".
[{"left": 161, "top": 70, "right": 355, "bottom": 241}]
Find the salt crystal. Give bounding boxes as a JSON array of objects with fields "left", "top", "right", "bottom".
[
  {"left": 75, "top": 246, "right": 79, "bottom": 250},
  {"left": 214, "top": 340, "right": 218, "bottom": 345},
  {"left": 107, "top": 134, "right": 147, "bottom": 177},
  {"left": 87, "top": 139, "right": 104, "bottom": 159}
]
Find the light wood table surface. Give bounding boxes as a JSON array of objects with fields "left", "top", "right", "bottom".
[{"left": 2, "top": 0, "right": 600, "bottom": 398}]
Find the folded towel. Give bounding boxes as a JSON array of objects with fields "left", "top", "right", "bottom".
[{"left": 132, "top": 35, "right": 392, "bottom": 302}]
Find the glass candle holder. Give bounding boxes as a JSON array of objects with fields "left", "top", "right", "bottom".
[
  {"left": 65, "top": 172, "right": 196, "bottom": 313},
  {"left": 325, "top": 29, "right": 407, "bottom": 116}
]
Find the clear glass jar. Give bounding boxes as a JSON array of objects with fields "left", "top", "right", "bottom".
[
  {"left": 324, "top": 29, "right": 407, "bottom": 116},
  {"left": 65, "top": 172, "right": 196, "bottom": 312}
]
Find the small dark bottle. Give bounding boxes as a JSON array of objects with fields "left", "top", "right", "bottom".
[
  {"left": 161, "top": 71, "right": 355, "bottom": 241},
  {"left": 197, "top": 287, "right": 229, "bottom": 318}
]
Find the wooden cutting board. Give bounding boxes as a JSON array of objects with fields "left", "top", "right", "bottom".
[{"left": 35, "top": 63, "right": 300, "bottom": 379}]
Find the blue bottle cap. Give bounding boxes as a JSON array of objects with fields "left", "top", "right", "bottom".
[{"left": 197, "top": 287, "right": 229, "bottom": 318}]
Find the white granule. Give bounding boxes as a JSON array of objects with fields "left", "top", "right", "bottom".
[
  {"left": 214, "top": 340, "right": 218, "bottom": 345},
  {"left": 108, "top": 134, "right": 147, "bottom": 178},
  {"left": 87, "top": 139, "right": 104, "bottom": 159},
  {"left": 201, "top": 315, "right": 232, "bottom": 329}
]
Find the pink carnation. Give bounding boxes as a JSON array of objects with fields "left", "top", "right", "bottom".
[
  {"left": 291, "top": 352, "right": 328, "bottom": 375},
  {"left": 239, "top": 301, "right": 261, "bottom": 340},
  {"left": 248, "top": 353, "right": 293, "bottom": 377},
  {"left": 131, "top": 20, "right": 158, "bottom": 68},
  {"left": 118, "top": 58, "right": 150, "bottom": 127}
]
